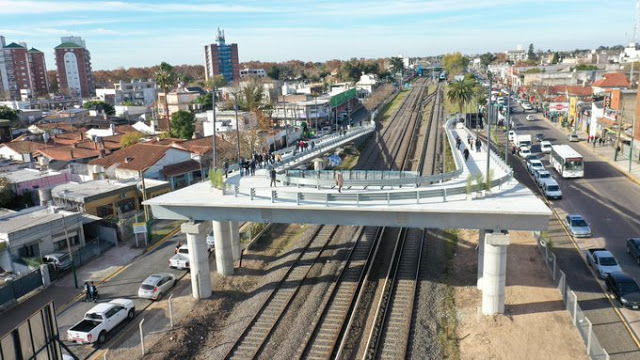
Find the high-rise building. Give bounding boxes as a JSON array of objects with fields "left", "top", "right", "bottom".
[
  {"left": 0, "top": 36, "right": 50, "bottom": 100},
  {"left": 55, "top": 36, "right": 95, "bottom": 98},
  {"left": 204, "top": 28, "right": 240, "bottom": 84}
]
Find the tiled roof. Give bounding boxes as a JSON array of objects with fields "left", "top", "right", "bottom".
[
  {"left": 3, "top": 42, "right": 25, "bottom": 49},
  {"left": 592, "top": 73, "right": 630, "bottom": 88},
  {"left": 32, "top": 123, "right": 76, "bottom": 133},
  {"left": 28, "top": 48, "right": 43, "bottom": 53},
  {"left": 549, "top": 85, "right": 593, "bottom": 97},
  {"left": 172, "top": 136, "right": 215, "bottom": 155},
  {"left": 90, "top": 143, "right": 172, "bottom": 171},
  {"left": 161, "top": 160, "right": 200, "bottom": 177},
  {"left": 0, "top": 141, "right": 52, "bottom": 154},
  {"left": 37, "top": 146, "right": 103, "bottom": 161},
  {"left": 54, "top": 42, "right": 82, "bottom": 49}
]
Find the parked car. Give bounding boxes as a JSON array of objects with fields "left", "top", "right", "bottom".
[
  {"left": 534, "top": 169, "right": 552, "bottom": 187},
  {"left": 626, "top": 238, "right": 640, "bottom": 265},
  {"left": 605, "top": 272, "right": 640, "bottom": 309},
  {"left": 542, "top": 179, "right": 562, "bottom": 200},
  {"left": 526, "top": 114, "right": 535, "bottom": 121},
  {"left": 527, "top": 159, "right": 545, "bottom": 175},
  {"left": 534, "top": 133, "right": 545, "bottom": 142},
  {"left": 540, "top": 140, "right": 552, "bottom": 153},
  {"left": 138, "top": 273, "right": 176, "bottom": 300},
  {"left": 565, "top": 214, "right": 591, "bottom": 237},
  {"left": 42, "top": 253, "right": 72, "bottom": 271},
  {"left": 170, "top": 245, "right": 190, "bottom": 270},
  {"left": 206, "top": 231, "right": 215, "bottom": 252},
  {"left": 586, "top": 248, "right": 621, "bottom": 278},
  {"left": 568, "top": 133, "right": 579, "bottom": 142},
  {"left": 508, "top": 130, "right": 516, "bottom": 142},
  {"left": 67, "top": 299, "right": 135, "bottom": 344},
  {"left": 518, "top": 146, "right": 532, "bottom": 158},
  {"left": 522, "top": 102, "right": 533, "bottom": 111}
]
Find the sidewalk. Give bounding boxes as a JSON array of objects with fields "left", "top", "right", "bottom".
[{"left": 543, "top": 116, "right": 640, "bottom": 185}]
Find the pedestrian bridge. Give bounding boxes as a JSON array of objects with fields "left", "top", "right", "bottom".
[{"left": 145, "top": 117, "right": 552, "bottom": 315}]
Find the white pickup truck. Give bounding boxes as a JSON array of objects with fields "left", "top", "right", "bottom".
[
  {"left": 169, "top": 244, "right": 190, "bottom": 269},
  {"left": 67, "top": 299, "right": 135, "bottom": 345}
]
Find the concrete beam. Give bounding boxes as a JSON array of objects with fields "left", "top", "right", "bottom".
[{"left": 181, "top": 221, "right": 211, "bottom": 299}]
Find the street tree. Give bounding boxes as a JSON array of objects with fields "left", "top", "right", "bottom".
[
  {"left": 528, "top": 44, "right": 537, "bottom": 61},
  {"left": 155, "top": 62, "right": 177, "bottom": 134},
  {"left": 120, "top": 132, "right": 144, "bottom": 148},
  {"left": 82, "top": 100, "right": 115, "bottom": 115},
  {"left": 447, "top": 78, "right": 475, "bottom": 114},
  {"left": 170, "top": 110, "right": 195, "bottom": 139},
  {"left": 0, "top": 106, "right": 19, "bottom": 124},
  {"left": 0, "top": 177, "right": 14, "bottom": 208},
  {"left": 389, "top": 57, "right": 405, "bottom": 78},
  {"left": 442, "top": 52, "right": 470, "bottom": 78},
  {"left": 479, "top": 52, "right": 496, "bottom": 68}
]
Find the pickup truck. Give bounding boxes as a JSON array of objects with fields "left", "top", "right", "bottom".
[
  {"left": 67, "top": 299, "right": 135, "bottom": 345},
  {"left": 586, "top": 248, "right": 622, "bottom": 279},
  {"left": 170, "top": 245, "right": 190, "bottom": 269}
]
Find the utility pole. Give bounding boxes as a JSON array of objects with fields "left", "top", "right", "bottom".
[
  {"left": 62, "top": 214, "right": 78, "bottom": 289},
  {"left": 486, "top": 73, "right": 492, "bottom": 183},
  {"left": 212, "top": 86, "right": 218, "bottom": 170},
  {"left": 233, "top": 93, "right": 241, "bottom": 164},
  {"left": 283, "top": 94, "right": 288, "bottom": 148},
  {"left": 505, "top": 93, "right": 511, "bottom": 164}
]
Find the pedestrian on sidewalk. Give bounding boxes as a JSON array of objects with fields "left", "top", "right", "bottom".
[
  {"left": 470, "top": 141, "right": 474, "bottom": 151},
  {"left": 90, "top": 282, "right": 98, "bottom": 302},
  {"left": 270, "top": 168, "right": 277, "bottom": 187},
  {"left": 84, "top": 282, "right": 91, "bottom": 301},
  {"left": 475, "top": 138, "right": 482, "bottom": 152},
  {"left": 467, "top": 134, "right": 472, "bottom": 145},
  {"left": 223, "top": 160, "right": 229, "bottom": 178},
  {"left": 463, "top": 148, "right": 470, "bottom": 161},
  {"left": 335, "top": 172, "right": 344, "bottom": 193}
]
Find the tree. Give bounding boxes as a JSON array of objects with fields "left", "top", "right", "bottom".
[
  {"left": 170, "top": 111, "right": 195, "bottom": 139},
  {"left": 155, "top": 62, "right": 177, "bottom": 134},
  {"left": 528, "top": 44, "right": 537, "bottom": 61},
  {"left": 0, "top": 177, "right": 14, "bottom": 208},
  {"left": 82, "top": 100, "right": 115, "bottom": 115},
  {"left": 120, "top": 132, "right": 144, "bottom": 148},
  {"left": 237, "top": 79, "right": 264, "bottom": 112},
  {"left": 0, "top": 106, "right": 19, "bottom": 124},
  {"left": 442, "top": 52, "right": 470, "bottom": 78},
  {"left": 447, "top": 78, "right": 476, "bottom": 114},
  {"left": 551, "top": 52, "right": 559, "bottom": 64},
  {"left": 389, "top": 57, "right": 405, "bottom": 78},
  {"left": 479, "top": 52, "right": 496, "bottom": 68},
  {"left": 121, "top": 100, "right": 137, "bottom": 106}
]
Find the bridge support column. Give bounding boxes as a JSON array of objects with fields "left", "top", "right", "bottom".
[
  {"left": 181, "top": 221, "right": 211, "bottom": 299},
  {"left": 229, "top": 221, "right": 241, "bottom": 261},
  {"left": 482, "top": 231, "right": 510, "bottom": 315},
  {"left": 213, "top": 220, "right": 234, "bottom": 275},
  {"left": 477, "top": 229, "right": 486, "bottom": 290}
]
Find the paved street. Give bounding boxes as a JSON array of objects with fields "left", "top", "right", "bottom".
[{"left": 506, "top": 102, "right": 640, "bottom": 359}]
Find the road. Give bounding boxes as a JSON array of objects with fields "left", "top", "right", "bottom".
[
  {"left": 58, "top": 224, "right": 213, "bottom": 360},
  {"left": 506, "top": 101, "right": 640, "bottom": 359}
]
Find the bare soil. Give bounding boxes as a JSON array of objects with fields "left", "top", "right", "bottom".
[{"left": 453, "top": 230, "right": 588, "bottom": 360}]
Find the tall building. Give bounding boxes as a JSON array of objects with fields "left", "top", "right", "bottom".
[
  {"left": 0, "top": 36, "right": 50, "bottom": 100},
  {"left": 55, "top": 36, "right": 95, "bottom": 98},
  {"left": 204, "top": 28, "right": 240, "bottom": 84}
]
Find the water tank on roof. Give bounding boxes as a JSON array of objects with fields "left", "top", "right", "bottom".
[{"left": 38, "top": 188, "right": 52, "bottom": 207}]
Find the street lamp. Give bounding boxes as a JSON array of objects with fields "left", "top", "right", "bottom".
[
  {"left": 211, "top": 87, "right": 218, "bottom": 170},
  {"left": 283, "top": 94, "right": 288, "bottom": 148},
  {"left": 233, "top": 91, "right": 241, "bottom": 165},
  {"left": 486, "top": 72, "right": 492, "bottom": 184}
]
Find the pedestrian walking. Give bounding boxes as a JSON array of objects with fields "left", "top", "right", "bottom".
[
  {"left": 592, "top": 138, "right": 596, "bottom": 148},
  {"left": 89, "top": 282, "right": 98, "bottom": 302},
  {"left": 463, "top": 148, "right": 470, "bottom": 161},
  {"left": 238, "top": 159, "right": 244, "bottom": 176},
  {"left": 84, "top": 282, "right": 91, "bottom": 301},
  {"left": 270, "top": 168, "right": 277, "bottom": 187},
  {"left": 475, "top": 138, "right": 482, "bottom": 152},
  {"left": 467, "top": 134, "right": 472, "bottom": 145},
  {"left": 336, "top": 172, "right": 344, "bottom": 193},
  {"left": 470, "top": 141, "right": 474, "bottom": 151},
  {"left": 175, "top": 241, "right": 182, "bottom": 254},
  {"left": 223, "top": 160, "right": 229, "bottom": 178}
]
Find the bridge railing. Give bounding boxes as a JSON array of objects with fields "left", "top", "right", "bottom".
[{"left": 220, "top": 116, "right": 515, "bottom": 206}]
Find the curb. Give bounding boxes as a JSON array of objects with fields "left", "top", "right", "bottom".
[{"left": 147, "top": 226, "right": 181, "bottom": 253}]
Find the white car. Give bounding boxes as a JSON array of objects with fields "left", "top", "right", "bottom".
[
  {"left": 170, "top": 245, "right": 190, "bottom": 269},
  {"left": 508, "top": 130, "right": 516, "bottom": 142},
  {"left": 568, "top": 133, "right": 579, "bottom": 142},
  {"left": 519, "top": 147, "right": 532, "bottom": 158},
  {"left": 534, "top": 170, "right": 552, "bottom": 187},
  {"left": 525, "top": 114, "right": 535, "bottom": 121},
  {"left": 206, "top": 231, "right": 215, "bottom": 252},
  {"left": 542, "top": 179, "right": 562, "bottom": 200},
  {"left": 527, "top": 159, "right": 545, "bottom": 175},
  {"left": 138, "top": 273, "right": 176, "bottom": 300},
  {"left": 522, "top": 103, "right": 533, "bottom": 111},
  {"left": 540, "top": 140, "right": 552, "bottom": 153}
]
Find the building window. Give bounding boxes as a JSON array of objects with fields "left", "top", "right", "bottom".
[
  {"left": 17, "top": 242, "right": 39, "bottom": 259},
  {"left": 96, "top": 204, "right": 114, "bottom": 217},
  {"left": 117, "top": 198, "right": 136, "bottom": 213}
]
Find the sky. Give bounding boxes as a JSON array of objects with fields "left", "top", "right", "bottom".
[{"left": 0, "top": 0, "right": 636, "bottom": 70}]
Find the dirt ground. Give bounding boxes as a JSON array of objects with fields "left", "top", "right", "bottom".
[{"left": 453, "top": 230, "right": 588, "bottom": 360}]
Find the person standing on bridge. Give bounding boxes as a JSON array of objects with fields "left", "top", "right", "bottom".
[
  {"left": 223, "top": 160, "right": 229, "bottom": 179},
  {"left": 336, "top": 172, "right": 344, "bottom": 193},
  {"left": 475, "top": 138, "right": 482, "bottom": 152},
  {"left": 270, "top": 168, "right": 277, "bottom": 187},
  {"left": 463, "top": 148, "right": 470, "bottom": 162}
]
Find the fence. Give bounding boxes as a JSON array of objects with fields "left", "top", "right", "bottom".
[
  {"left": 534, "top": 232, "right": 609, "bottom": 360},
  {"left": 0, "top": 268, "right": 42, "bottom": 309}
]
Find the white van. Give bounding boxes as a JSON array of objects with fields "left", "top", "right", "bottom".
[
  {"left": 508, "top": 130, "right": 516, "bottom": 142},
  {"left": 542, "top": 179, "right": 562, "bottom": 200},
  {"left": 540, "top": 140, "right": 552, "bottom": 153}
]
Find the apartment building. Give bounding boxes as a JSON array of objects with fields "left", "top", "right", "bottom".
[
  {"left": 0, "top": 36, "right": 49, "bottom": 100},
  {"left": 204, "top": 28, "right": 240, "bottom": 83},
  {"left": 55, "top": 36, "right": 95, "bottom": 98}
]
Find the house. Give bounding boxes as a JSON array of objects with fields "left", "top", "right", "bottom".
[
  {"left": 157, "top": 85, "right": 201, "bottom": 130},
  {"left": 0, "top": 141, "right": 51, "bottom": 162},
  {"left": 88, "top": 142, "right": 200, "bottom": 189},
  {"left": 0, "top": 207, "right": 86, "bottom": 275},
  {"left": 591, "top": 73, "right": 630, "bottom": 95},
  {"left": 3, "top": 169, "right": 70, "bottom": 196},
  {"left": 356, "top": 74, "right": 380, "bottom": 96}
]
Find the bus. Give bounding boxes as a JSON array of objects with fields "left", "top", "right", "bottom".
[{"left": 550, "top": 145, "right": 584, "bottom": 178}]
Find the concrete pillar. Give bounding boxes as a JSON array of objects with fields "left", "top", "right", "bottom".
[
  {"left": 181, "top": 222, "right": 212, "bottom": 299},
  {"left": 40, "top": 264, "right": 50, "bottom": 288},
  {"left": 481, "top": 231, "right": 510, "bottom": 315},
  {"left": 229, "top": 221, "right": 241, "bottom": 261},
  {"left": 477, "top": 229, "right": 486, "bottom": 290},
  {"left": 213, "top": 220, "right": 234, "bottom": 275}
]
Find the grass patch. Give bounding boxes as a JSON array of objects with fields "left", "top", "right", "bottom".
[
  {"left": 150, "top": 220, "right": 183, "bottom": 243},
  {"left": 443, "top": 84, "right": 460, "bottom": 117},
  {"left": 444, "top": 140, "right": 456, "bottom": 173},
  {"left": 336, "top": 144, "right": 361, "bottom": 170},
  {"left": 378, "top": 90, "right": 409, "bottom": 124},
  {"left": 439, "top": 229, "right": 461, "bottom": 360},
  {"left": 248, "top": 223, "right": 307, "bottom": 256}
]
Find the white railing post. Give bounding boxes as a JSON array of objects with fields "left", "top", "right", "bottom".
[
  {"left": 169, "top": 294, "right": 174, "bottom": 329},
  {"left": 139, "top": 318, "right": 145, "bottom": 356},
  {"left": 586, "top": 318, "right": 592, "bottom": 357},
  {"left": 571, "top": 290, "right": 578, "bottom": 325}
]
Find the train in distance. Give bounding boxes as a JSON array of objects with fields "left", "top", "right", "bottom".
[{"left": 439, "top": 72, "right": 447, "bottom": 81}]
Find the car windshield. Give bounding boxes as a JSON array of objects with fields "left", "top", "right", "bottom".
[
  {"left": 539, "top": 173, "right": 550, "bottom": 179},
  {"left": 600, "top": 257, "right": 618, "bottom": 266},
  {"left": 565, "top": 158, "right": 583, "bottom": 170},
  {"left": 619, "top": 281, "right": 640, "bottom": 294},
  {"left": 547, "top": 185, "right": 559, "bottom": 191},
  {"left": 571, "top": 219, "right": 588, "bottom": 227}
]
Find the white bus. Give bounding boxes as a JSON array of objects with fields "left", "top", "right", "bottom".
[{"left": 550, "top": 145, "right": 584, "bottom": 178}]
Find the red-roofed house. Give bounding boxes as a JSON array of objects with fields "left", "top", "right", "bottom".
[
  {"left": 592, "top": 73, "right": 630, "bottom": 94},
  {"left": 0, "top": 141, "right": 54, "bottom": 162}
]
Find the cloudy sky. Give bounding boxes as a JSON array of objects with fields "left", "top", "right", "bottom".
[{"left": 0, "top": 0, "right": 635, "bottom": 70}]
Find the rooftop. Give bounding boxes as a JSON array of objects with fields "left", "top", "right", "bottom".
[
  {"left": 3, "top": 169, "right": 66, "bottom": 184},
  {"left": 90, "top": 142, "right": 173, "bottom": 171},
  {"left": 52, "top": 180, "right": 136, "bottom": 203},
  {"left": 592, "top": 72, "right": 630, "bottom": 88},
  {"left": 0, "top": 206, "right": 80, "bottom": 235},
  {"left": 54, "top": 42, "right": 83, "bottom": 49}
]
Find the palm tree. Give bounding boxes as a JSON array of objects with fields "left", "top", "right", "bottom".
[
  {"left": 155, "top": 62, "right": 176, "bottom": 134},
  {"left": 447, "top": 78, "right": 475, "bottom": 115},
  {"left": 389, "top": 57, "right": 405, "bottom": 79}
]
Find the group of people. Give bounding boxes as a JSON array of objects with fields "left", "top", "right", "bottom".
[
  {"left": 238, "top": 151, "right": 281, "bottom": 177},
  {"left": 587, "top": 135, "right": 607, "bottom": 148},
  {"left": 455, "top": 134, "right": 482, "bottom": 162},
  {"left": 83, "top": 281, "right": 98, "bottom": 302},
  {"left": 294, "top": 140, "right": 315, "bottom": 154}
]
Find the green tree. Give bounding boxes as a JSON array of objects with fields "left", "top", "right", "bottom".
[
  {"left": 442, "top": 52, "right": 470, "bottom": 78},
  {"left": 479, "top": 52, "right": 496, "bottom": 68},
  {"left": 575, "top": 64, "right": 598, "bottom": 71},
  {"left": 155, "top": 62, "right": 177, "bottom": 134},
  {"left": 0, "top": 177, "right": 14, "bottom": 208},
  {"left": 551, "top": 52, "right": 559, "bottom": 64},
  {"left": 237, "top": 79, "right": 264, "bottom": 112},
  {"left": 447, "top": 78, "right": 476, "bottom": 114},
  {"left": 170, "top": 110, "right": 195, "bottom": 139},
  {"left": 267, "top": 65, "right": 281, "bottom": 80},
  {"left": 0, "top": 106, "right": 19, "bottom": 124},
  {"left": 193, "top": 93, "right": 213, "bottom": 110},
  {"left": 528, "top": 44, "right": 537, "bottom": 61},
  {"left": 82, "top": 101, "right": 115, "bottom": 115},
  {"left": 120, "top": 132, "right": 144, "bottom": 148},
  {"left": 389, "top": 57, "right": 405, "bottom": 78},
  {"left": 121, "top": 100, "right": 137, "bottom": 106}
]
